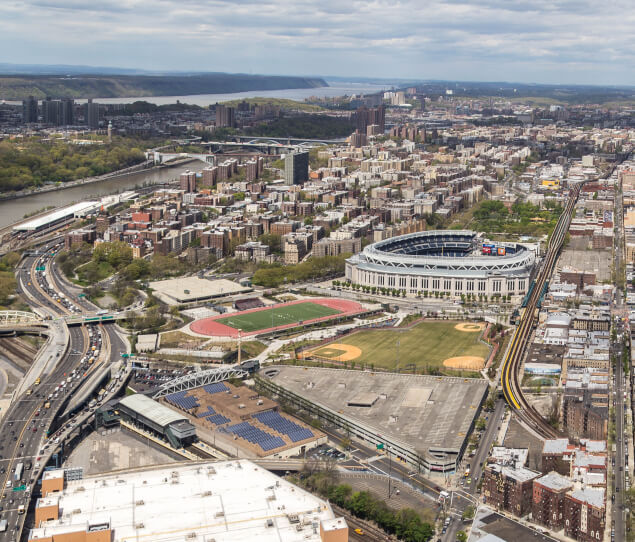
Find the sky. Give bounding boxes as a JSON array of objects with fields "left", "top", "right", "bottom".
[{"left": 1, "top": 0, "right": 634, "bottom": 86}]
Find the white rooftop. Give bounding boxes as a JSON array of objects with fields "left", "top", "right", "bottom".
[
  {"left": 14, "top": 201, "right": 98, "bottom": 231},
  {"left": 119, "top": 394, "right": 187, "bottom": 428},
  {"left": 149, "top": 277, "right": 250, "bottom": 304},
  {"left": 30, "top": 460, "right": 339, "bottom": 542},
  {"left": 569, "top": 487, "right": 605, "bottom": 509},
  {"left": 535, "top": 471, "right": 573, "bottom": 492}
]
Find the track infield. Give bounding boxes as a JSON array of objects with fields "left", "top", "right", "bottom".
[
  {"left": 190, "top": 298, "right": 364, "bottom": 338},
  {"left": 304, "top": 320, "right": 489, "bottom": 372}
]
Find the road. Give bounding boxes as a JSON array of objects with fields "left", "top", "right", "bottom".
[{"left": 0, "top": 243, "right": 126, "bottom": 540}]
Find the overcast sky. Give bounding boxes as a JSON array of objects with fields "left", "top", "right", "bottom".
[{"left": 2, "top": 0, "right": 634, "bottom": 85}]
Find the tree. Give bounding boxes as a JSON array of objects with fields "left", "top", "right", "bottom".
[
  {"left": 456, "top": 531, "right": 468, "bottom": 542},
  {"left": 462, "top": 505, "right": 475, "bottom": 521}
]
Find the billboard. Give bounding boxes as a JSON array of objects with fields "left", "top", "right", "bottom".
[
  {"left": 482, "top": 246, "right": 491, "bottom": 254},
  {"left": 497, "top": 247, "right": 506, "bottom": 256}
]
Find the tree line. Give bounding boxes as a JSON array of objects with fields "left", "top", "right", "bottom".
[{"left": 0, "top": 137, "right": 145, "bottom": 192}]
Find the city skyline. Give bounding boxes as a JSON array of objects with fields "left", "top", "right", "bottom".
[{"left": 1, "top": 0, "right": 633, "bottom": 86}]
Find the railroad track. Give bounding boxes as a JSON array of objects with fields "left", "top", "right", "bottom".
[
  {"left": 502, "top": 161, "right": 624, "bottom": 439},
  {"left": 331, "top": 504, "right": 396, "bottom": 541}
]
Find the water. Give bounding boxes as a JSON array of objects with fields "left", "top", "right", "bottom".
[
  {"left": 0, "top": 161, "right": 203, "bottom": 229},
  {"left": 67, "top": 82, "right": 390, "bottom": 106}
]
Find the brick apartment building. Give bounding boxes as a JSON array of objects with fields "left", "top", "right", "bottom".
[
  {"left": 532, "top": 472, "right": 573, "bottom": 530},
  {"left": 564, "top": 488, "right": 606, "bottom": 542},
  {"left": 482, "top": 464, "right": 539, "bottom": 516}
]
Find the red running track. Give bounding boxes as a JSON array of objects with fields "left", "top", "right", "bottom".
[{"left": 190, "top": 298, "right": 364, "bottom": 338}]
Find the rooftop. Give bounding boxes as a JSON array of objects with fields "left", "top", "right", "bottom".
[
  {"left": 263, "top": 366, "right": 488, "bottom": 458},
  {"left": 487, "top": 463, "right": 540, "bottom": 483},
  {"left": 569, "top": 487, "right": 605, "bottom": 509},
  {"left": 149, "top": 277, "right": 251, "bottom": 305},
  {"left": 119, "top": 394, "right": 188, "bottom": 429},
  {"left": 30, "top": 460, "right": 340, "bottom": 542},
  {"left": 543, "top": 438, "right": 571, "bottom": 454},
  {"left": 535, "top": 471, "right": 573, "bottom": 492}
]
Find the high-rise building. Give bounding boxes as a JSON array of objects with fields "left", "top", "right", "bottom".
[
  {"left": 179, "top": 170, "right": 197, "bottom": 193},
  {"left": 215, "top": 104, "right": 235, "bottom": 128},
  {"left": 61, "top": 98, "right": 74, "bottom": 125},
  {"left": 41, "top": 97, "right": 75, "bottom": 125},
  {"left": 22, "top": 95, "right": 38, "bottom": 123},
  {"left": 284, "top": 151, "right": 309, "bottom": 185},
  {"left": 85, "top": 99, "right": 100, "bottom": 128}
]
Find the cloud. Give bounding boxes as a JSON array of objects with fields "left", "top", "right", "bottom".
[{"left": 0, "top": 0, "right": 633, "bottom": 84}]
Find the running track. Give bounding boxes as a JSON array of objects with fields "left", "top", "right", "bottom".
[{"left": 190, "top": 298, "right": 364, "bottom": 338}]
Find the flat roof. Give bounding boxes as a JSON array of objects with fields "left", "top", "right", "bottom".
[
  {"left": 262, "top": 365, "right": 488, "bottom": 457},
  {"left": 488, "top": 463, "right": 540, "bottom": 483},
  {"left": 149, "top": 277, "right": 251, "bottom": 304},
  {"left": 30, "top": 460, "right": 339, "bottom": 542},
  {"left": 535, "top": 471, "right": 573, "bottom": 492},
  {"left": 14, "top": 201, "right": 98, "bottom": 231},
  {"left": 119, "top": 394, "right": 187, "bottom": 428},
  {"left": 569, "top": 487, "right": 605, "bottom": 509}
]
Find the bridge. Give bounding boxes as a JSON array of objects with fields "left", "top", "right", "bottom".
[
  {"left": 0, "top": 310, "right": 42, "bottom": 326},
  {"left": 148, "top": 151, "right": 216, "bottom": 165},
  {"left": 153, "top": 365, "right": 248, "bottom": 398},
  {"left": 63, "top": 312, "right": 126, "bottom": 326},
  {"left": 232, "top": 135, "right": 346, "bottom": 145}
]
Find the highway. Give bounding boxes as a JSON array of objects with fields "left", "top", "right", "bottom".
[{"left": 0, "top": 243, "right": 126, "bottom": 540}]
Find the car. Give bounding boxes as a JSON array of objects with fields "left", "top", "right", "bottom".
[
  {"left": 354, "top": 528, "right": 364, "bottom": 535},
  {"left": 19, "top": 443, "right": 24, "bottom": 448}
]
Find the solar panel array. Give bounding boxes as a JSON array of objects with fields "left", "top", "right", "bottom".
[
  {"left": 223, "top": 422, "right": 285, "bottom": 452},
  {"left": 253, "top": 411, "right": 314, "bottom": 442},
  {"left": 196, "top": 406, "right": 216, "bottom": 418},
  {"left": 165, "top": 391, "right": 200, "bottom": 411},
  {"left": 203, "top": 382, "right": 229, "bottom": 394},
  {"left": 206, "top": 414, "right": 230, "bottom": 425}
]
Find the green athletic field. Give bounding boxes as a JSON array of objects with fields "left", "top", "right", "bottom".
[
  {"left": 322, "top": 321, "right": 490, "bottom": 371},
  {"left": 216, "top": 302, "right": 342, "bottom": 332}
]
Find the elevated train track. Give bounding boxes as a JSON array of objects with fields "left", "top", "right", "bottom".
[
  {"left": 502, "top": 160, "right": 624, "bottom": 439},
  {"left": 501, "top": 182, "right": 583, "bottom": 439}
]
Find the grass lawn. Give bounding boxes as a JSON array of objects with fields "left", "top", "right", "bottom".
[
  {"left": 216, "top": 302, "right": 342, "bottom": 332},
  {"left": 325, "top": 321, "right": 490, "bottom": 372}
]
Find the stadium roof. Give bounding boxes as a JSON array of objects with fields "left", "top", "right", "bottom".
[{"left": 119, "top": 394, "right": 186, "bottom": 428}]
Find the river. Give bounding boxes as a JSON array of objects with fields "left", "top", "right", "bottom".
[
  {"left": 3, "top": 82, "right": 389, "bottom": 107},
  {"left": 0, "top": 160, "right": 204, "bottom": 230}
]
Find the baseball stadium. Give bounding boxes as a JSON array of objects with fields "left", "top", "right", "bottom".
[
  {"left": 190, "top": 298, "right": 365, "bottom": 338},
  {"left": 345, "top": 230, "right": 536, "bottom": 298}
]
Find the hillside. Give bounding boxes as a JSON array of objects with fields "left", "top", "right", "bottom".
[{"left": 0, "top": 73, "right": 327, "bottom": 100}]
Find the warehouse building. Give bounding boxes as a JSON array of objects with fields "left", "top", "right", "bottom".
[{"left": 31, "top": 460, "right": 347, "bottom": 542}]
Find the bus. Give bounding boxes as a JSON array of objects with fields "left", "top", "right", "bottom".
[
  {"left": 96, "top": 309, "right": 108, "bottom": 315},
  {"left": 14, "top": 462, "right": 23, "bottom": 482}
]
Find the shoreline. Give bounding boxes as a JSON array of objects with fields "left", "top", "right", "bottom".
[{"left": 0, "top": 158, "right": 194, "bottom": 203}]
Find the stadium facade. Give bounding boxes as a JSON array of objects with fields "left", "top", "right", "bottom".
[{"left": 345, "top": 230, "right": 537, "bottom": 298}]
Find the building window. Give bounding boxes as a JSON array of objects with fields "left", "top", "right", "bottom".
[
  {"left": 519, "top": 280, "right": 526, "bottom": 291},
  {"left": 455, "top": 280, "right": 463, "bottom": 291},
  {"left": 444, "top": 279, "right": 452, "bottom": 290},
  {"left": 478, "top": 281, "right": 486, "bottom": 292},
  {"left": 493, "top": 281, "right": 501, "bottom": 292},
  {"left": 410, "top": 277, "right": 417, "bottom": 289},
  {"left": 423, "top": 279, "right": 429, "bottom": 289},
  {"left": 467, "top": 281, "right": 474, "bottom": 292},
  {"left": 507, "top": 280, "right": 515, "bottom": 292},
  {"left": 399, "top": 277, "right": 406, "bottom": 288},
  {"left": 432, "top": 279, "right": 440, "bottom": 290}
]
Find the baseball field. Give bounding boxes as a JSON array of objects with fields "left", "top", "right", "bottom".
[{"left": 305, "top": 320, "right": 490, "bottom": 372}]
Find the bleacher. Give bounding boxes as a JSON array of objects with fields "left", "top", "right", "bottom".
[
  {"left": 165, "top": 391, "right": 200, "bottom": 411},
  {"left": 222, "top": 422, "right": 285, "bottom": 452},
  {"left": 253, "top": 411, "right": 314, "bottom": 443}
]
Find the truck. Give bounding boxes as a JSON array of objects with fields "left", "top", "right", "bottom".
[
  {"left": 14, "top": 462, "right": 23, "bottom": 482},
  {"left": 0, "top": 519, "right": 7, "bottom": 532}
]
